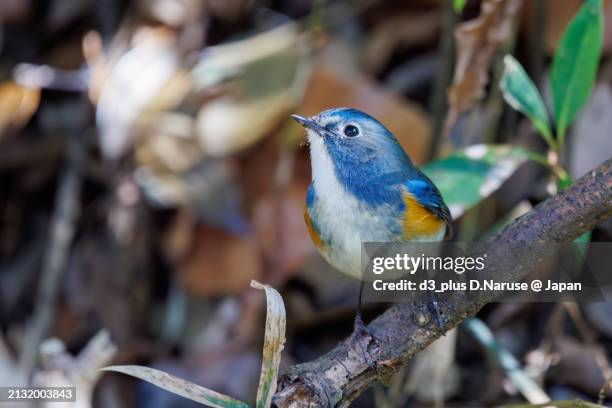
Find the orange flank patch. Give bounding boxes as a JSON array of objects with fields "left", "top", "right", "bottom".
[
  {"left": 402, "top": 192, "right": 444, "bottom": 240},
  {"left": 304, "top": 208, "right": 325, "bottom": 249}
]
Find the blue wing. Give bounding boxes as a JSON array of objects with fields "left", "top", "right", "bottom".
[{"left": 405, "top": 175, "right": 453, "bottom": 238}]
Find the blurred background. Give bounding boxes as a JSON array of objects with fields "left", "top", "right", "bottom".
[{"left": 1, "top": 0, "right": 611, "bottom": 406}]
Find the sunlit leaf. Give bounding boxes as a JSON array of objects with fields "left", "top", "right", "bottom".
[
  {"left": 550, "top": 0, "right": 603, "bottom": 144},
  {"left": 193, "top": 22, "right": 304, "bottom": 157},
  {"left": 95, "top": 31, "right": 182, "bottom": 160},
  {"left": 422, "top": 144, "right": 530, "bottom": 219},
  {"left": 101, "top": 365, "right": 249, "bottom": 408},
  {"left": 251, "top": 280, "right": 286, "bottom": 408},
  {"left": 500, "top": 55, "right": 554, "bottom": 148},
  {"left": 0, "top": 81, "right": 40, "bottom": 140}
]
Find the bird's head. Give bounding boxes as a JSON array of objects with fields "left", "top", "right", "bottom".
[{"left": 292, "top": 108, "right": 413, "bottom": 193}]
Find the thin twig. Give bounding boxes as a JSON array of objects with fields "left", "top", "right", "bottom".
[
  {"left": 427, "top": 1, "right": 458, "bottom": 161},
  {"left": 18, "top": 129, "right": 87, "bottom": 378}
]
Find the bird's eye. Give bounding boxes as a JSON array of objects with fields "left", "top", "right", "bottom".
[{"left": 343, "top": 125, "right": 359, "bottom": 137}]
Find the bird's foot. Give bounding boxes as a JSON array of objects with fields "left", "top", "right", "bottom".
[
  {"left": 428, "top": 291, "right": 456, "bottom": 336},
  {"left": 431, "top": 299, "right": 446, "bottom": 335},
  {"left": 349, "top": 313, "right": 379, "bottom": 370}
]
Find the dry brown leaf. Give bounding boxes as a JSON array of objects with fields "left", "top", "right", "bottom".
[
  {"left": 193, "top": 22, "right": 304, "bottom": 157},
  {"left": 0, "top": 81, "right": 40, "bottom": 140},
  {"left": 445, "top": 0, "right": 522, "bottom": 135},
  {"left": 101, "top": 365, "right": 249, "bottom": 408},
  {"left": 83, "top": 30, "right": 113, "bottom": 105},
  {"left": 206, "top": 0, "right": 254, "bottom": 22},
  {"left": 196, "top": 91, "right": 297, "bottom": 157},
  {"left": 362, "top": 10, "right": 440, "bottom": 73},
  {"left": 162, "top": 209, "right": 195, "bottom": 262},
  {"left": 250, "top": 280, "right": 286, "bottom": 408},
  {"left": 134, "top": 112, "right": 200, "bottom": 173},
  {"left": 297, "top": 66, "right": 431, "bottom": 165},
  {"left": 252, "top": 183, "right": 312, "bottom": 275},
  {"left": 601, "top": 0, "right": 612, "bottom": 54},
  {"left": 94, "top": 26, "right": 181, "bottom": 159},
  {"left": 178, "top": 225, "right": 262, "bottom": 296}
]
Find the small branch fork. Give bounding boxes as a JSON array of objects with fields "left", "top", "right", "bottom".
[{"left": 273, "top": 158, "right": 612, "bottom": 407}]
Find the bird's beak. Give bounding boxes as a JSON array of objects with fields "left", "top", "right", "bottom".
[{"left": 291, "top": 114, "right": 327, "bottom": 135}]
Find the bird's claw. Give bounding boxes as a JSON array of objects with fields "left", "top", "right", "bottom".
[
  {"left": 431, "top": 300, "right": 446, "bottom": 335},
  {"left": 429, "top": 292, "right": 456, "bottom": 336},
  {"left": 350, "top": 313, "right": 378, "bottom": 370}
]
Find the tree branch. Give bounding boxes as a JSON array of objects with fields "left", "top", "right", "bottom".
[{"left": 273, "top": 158, "right": 612, "bottom": 407}]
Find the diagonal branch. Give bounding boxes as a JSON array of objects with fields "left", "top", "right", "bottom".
[{"left": 273, "top": 158, "right": 612, "bottom": 407}]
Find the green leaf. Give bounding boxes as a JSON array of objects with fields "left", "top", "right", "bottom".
[
  {"left": 500, "top": 55, "right": 555, "bottom": 149},
  {"left": 550, "top": 0, "right": 603, "bottom": 145},
  {"left": 453, "top": 0, "right": 467, "bottom": 13},
  {"left": 251, "top": 280, "right": 286, "bottom": 408},
  {"left": 575, "top": 230, "right": 592, "bottom": 243},
  {"left": 101, "top": 365, "right": 250, "bottom": 408},
  {"left": 422, "top": 144, "right": 530, "bottom": 219},
  {"left": 557, "top": 173, "right": 573, "bottom": 190}
]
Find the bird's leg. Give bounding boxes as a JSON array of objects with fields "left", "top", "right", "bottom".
[
  {"left": 354, "top": 280, "right": 365, "bottom": 327},
  {"left": 353, "top": 281, "right": 370, "bottom": 334},
  {"left": 350, "top": 280, "right": 377, "bottom": 369}
]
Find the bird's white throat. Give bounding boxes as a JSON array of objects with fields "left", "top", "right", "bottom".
[
  {"left": 306, "top": 130, "right": 384, "bottom": 279},
  {"left": 307, "top": 131, "right": 343, "bottom": 200}
]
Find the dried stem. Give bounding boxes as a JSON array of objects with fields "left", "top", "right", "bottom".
[{"left": 18, "top": 131, "right": 86, "bottom": 378}]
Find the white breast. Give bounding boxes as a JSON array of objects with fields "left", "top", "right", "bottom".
[{"left": 307, "top": 132, "right": 396, "bottom": 280}]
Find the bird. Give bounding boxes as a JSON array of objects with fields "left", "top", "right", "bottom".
[{"left": 291, "top": 107, "right": 452, "bottom": 343}]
